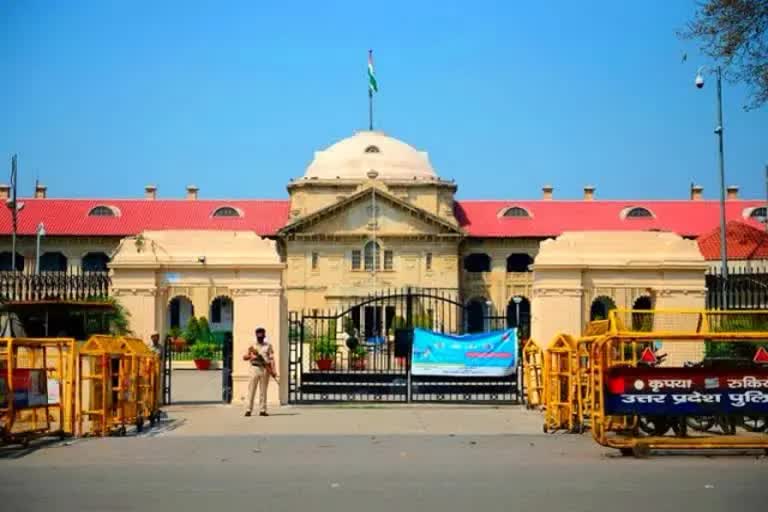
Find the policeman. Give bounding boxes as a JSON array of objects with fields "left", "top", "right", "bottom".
[{"left": 243, "top": 327, "right": 274, "bottom": 417}]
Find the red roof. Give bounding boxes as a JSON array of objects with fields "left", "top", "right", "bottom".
[
  {"left": 0, "top": 196, "right": 764, "bottom": 241},
  {"left": 454, "top": 200, "right": 766, "bottom": 238},
  {"left": 0, "top": 199, "right": 291, "bottom": 237},
  {"left": 697, "top": 220, "right": 768, "bottom": 261}
]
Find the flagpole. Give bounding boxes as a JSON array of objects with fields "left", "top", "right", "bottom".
[{"left": 369, "top": 88, "right": 373, "bottom": 131}]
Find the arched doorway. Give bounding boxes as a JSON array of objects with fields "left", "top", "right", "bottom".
[
  {"left": 466, "top": 298, "right": 487, "bottom": 333},
  {"left": 506, "top": 296, "right": 531, "bottom": 340},
  {"left": 168, "top": 296, "right": 194, "bottom": 330},
  {"left": 590, "top": 295, "right": 617, "bottom": 321},
  {"left": 40, "top": 252, "right": 68, "bottom": 272},
  {"left": 0, "top": 252, "right": 24, "bottom": 271},
  {"left": 82, "top": 252, "right": 110, "bottom": 272},
  {"left": 210, "top": 296, "right": 234, "bottom": 403}
]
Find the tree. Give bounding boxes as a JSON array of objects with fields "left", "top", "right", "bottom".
[{"left": 681, "top": 0, "right": 768, "bottom": 109}]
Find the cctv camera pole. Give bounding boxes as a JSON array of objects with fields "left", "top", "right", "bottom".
[{"left": 714, "top": 66, "right": 729, "bottom": 303}]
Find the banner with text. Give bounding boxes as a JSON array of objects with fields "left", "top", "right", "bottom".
[
  {"left": 604, "top": 367, "right": 768, "bottom": 415},
  {"left": 411, "top": 328, "right": 517, "bottom": 377},
  {"left": 0, "top": 369, "right": 48, "bottom": 409}
]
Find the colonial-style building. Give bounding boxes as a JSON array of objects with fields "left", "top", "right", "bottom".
[{"left": 1, "top": 131, "right": 766, "bottom": 337}]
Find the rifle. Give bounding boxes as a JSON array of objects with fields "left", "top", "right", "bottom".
[{"left": 247, "top": 346, "right": 279, "bottom": 382}]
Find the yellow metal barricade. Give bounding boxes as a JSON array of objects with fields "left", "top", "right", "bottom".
[
  {"left": 522, "top": 339, "right": 544, "bottom": 408},
  {"left": 543, "top": 333, "right": 578, "bottom": 432},
  {"left": 77, "top": 335, "right": 130, "bottom": 437},
  {"left": 115, "top": 336, "right": 161, "bottom": 430},
  {"left": 590, "top": 309, "right": 768, "bottom": 455},
  {"left": 0, "top": 338, "right": 77, "bottom": 446}
]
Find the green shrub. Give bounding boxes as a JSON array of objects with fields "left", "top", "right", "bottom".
[
  {"left": 191, "top": 343, "right": 216, "bottom": 360},
  {"left": 197, "top": 316, "right": 214, "bottom": 343},
  {"left": 312, "top": 337, "right": 338, "bottom": 359},
  {"left": 183, "top": 317, "right": 201, "bottom": 345}
]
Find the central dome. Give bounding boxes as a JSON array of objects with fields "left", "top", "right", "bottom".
[{"left": 303, "top": 131, "right": 437, "bottom": 180}]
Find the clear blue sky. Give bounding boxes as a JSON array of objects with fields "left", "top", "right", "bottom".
[{"left": 1, "top": 1, "right": 766, "bottom": 201}]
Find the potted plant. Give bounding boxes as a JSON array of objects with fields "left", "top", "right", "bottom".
[
  {"left": 312, "top": 337, "right": 338, "bottom": 371},
  {"left": 191, "top": 343, "right": 216, "bottom": 370},
  {"left": 169, "top": 327, "right": 186, "bottom": 353},
  {"left": 350, "top": 344, "right": 367, "bottom": 370}
]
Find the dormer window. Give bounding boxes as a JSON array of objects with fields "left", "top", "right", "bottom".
[
  {"left": 622, "top": 206, "right": 654, "bottom": 219},
  {"left": 626, "top": 206, "right": 653, "bottom": 219},
  {"left": 212, "top": 206, "right": 242, "bottom": 217},
  {"left": 88, "top": 205, "right": 119, "bottom": 217},
  {"left": 501, "top": 206, "right": 530, "bottom": 218},
  {"left": 364, "top": 145, "right": 380, "bottom": 153},
  {"left": 750, "top": 207, "right": 767, "bottom": 221}
]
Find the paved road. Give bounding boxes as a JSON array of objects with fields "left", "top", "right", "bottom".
[{"left": 1, "top": 433, "right": 766, "bottom": 512}]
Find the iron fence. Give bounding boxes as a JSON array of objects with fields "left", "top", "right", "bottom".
[
  {"left": 289, "top": 287, "right": 521, "bottom": 404},
  {"left": 706, "top": 267, "right": 768, "bottom": 310}
]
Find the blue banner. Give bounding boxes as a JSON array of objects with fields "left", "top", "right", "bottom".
[{"left": 411, "top": 328, "right": 517, "bottom": 376}]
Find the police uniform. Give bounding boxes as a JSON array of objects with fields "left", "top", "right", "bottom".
[{"left": 246, "top": 339, "right": 273, "bottom": 415}]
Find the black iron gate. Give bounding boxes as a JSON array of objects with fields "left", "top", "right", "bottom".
[{"left": 288, "top": 287, "right": 518, "bottom": 404}]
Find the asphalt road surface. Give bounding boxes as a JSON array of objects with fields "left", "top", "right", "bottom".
[{"left": 1, "top": 434, "right": 766, "bottom": 512}]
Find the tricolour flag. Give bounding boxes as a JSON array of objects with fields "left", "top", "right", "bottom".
[{"left": 368, "top": 50, "right": 378, "bottom": 93}]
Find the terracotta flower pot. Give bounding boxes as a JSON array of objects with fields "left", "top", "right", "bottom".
[
  {"left": 316, "top": 358, "right": 334, "bottom": 371},
  {"left": 351, "top": 358, "right": 366, "bottom": 371},
  {"left": 194, "top": 359, "right": 211, "bottom": 370}
]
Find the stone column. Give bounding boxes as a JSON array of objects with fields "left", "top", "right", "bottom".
[{"left": 231, "top": 287, "right": 286, "bottom": 406}]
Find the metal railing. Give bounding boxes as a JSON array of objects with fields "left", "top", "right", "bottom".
[{"left": 0, "top": 269, "right": 110, "bottom": 303}]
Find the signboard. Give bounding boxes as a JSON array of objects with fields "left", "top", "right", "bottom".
[
  {"left": 605, "top": 366, "right": 768, "bottom": 415},
  {"left": 411, "top": 328, "right": 517, "bottom": 377},
  {"left": 0, "top": 369, "right": 48, "bottom": 408}
]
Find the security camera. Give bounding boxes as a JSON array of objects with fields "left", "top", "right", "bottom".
[
  {"left": 197, "top": 256, "right": 206, "bottom": 264},
  {"left": 695, "top": 73, "right": 704, "bottom": 89}
]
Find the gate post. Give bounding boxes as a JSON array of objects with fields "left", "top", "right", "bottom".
[
  {"left": 221, "top": 332, "right": 233, "bottom": 403},
  {"left": 406, "top": 287, "right": 413, "bottom": 403}
]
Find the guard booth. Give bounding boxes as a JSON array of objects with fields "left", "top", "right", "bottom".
[{"left": 0, "top": 337, "right": 77, "bottom": 446}]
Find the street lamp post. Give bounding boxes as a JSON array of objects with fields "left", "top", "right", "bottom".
[
  {"left": 696, "top": 65, "right": 729, "bottom": 306},
  {"left": 512, "top": 296, "right": 522, "bottom": 330},
  {"left": 35, "top": 222, "right": 46, "bottom": 273}
]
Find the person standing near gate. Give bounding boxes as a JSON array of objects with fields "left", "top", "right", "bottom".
[{"left": 243, "top": 327, "right": 274, "bottom": 417}]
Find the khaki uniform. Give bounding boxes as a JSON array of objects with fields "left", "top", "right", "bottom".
[{"left": 246, "top": 341, "right": 273, "bottom": 414}]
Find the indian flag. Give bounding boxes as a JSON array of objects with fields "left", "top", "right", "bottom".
[{"left": 368, "top": 50, "right": 378, "bottom": 93}]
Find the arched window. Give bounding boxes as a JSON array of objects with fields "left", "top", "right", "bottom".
[
  {"left": 364, "top": 145, "right": 380, "bottom": 153},
  {"left": 750, "top": 207, "right": 767, "bottom": 220},
  {"left": 590, "top": 296, "right": 617, "bottom": 321},
  {"left": 464, "top": 253, "right": 491, "bottom": 272},
  {"left": 82, "top": 252, "right": 110, "bottom": 272},
  {"left": 501, "top": 206, "right": 530, "bottom": 218},
  {"left": 364, "top": 241, "right": 381, "bottom": 271},
  {"left": 40, "top": 252, "right": 67, "bottom": 272},
  {"left": 0, "top": 252, "right": 24, "bottom": 271},
  {"left": 625, "top": 207, "right": 653, "bottom": 218},
  {"left": 212, "top": 206, "right": 241, "bottom": 217},
  {"left": 168, "top": 296, "right": 195, "bottom": 329},
  {"left": 88, "top": 205, "right": 118, "bottom": 217},
  {"left": 506, "top": 253, "right": 533, "bottom": 272},
  {"left": 632, "top": 296, "right": 653, "bottom": 331}
]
